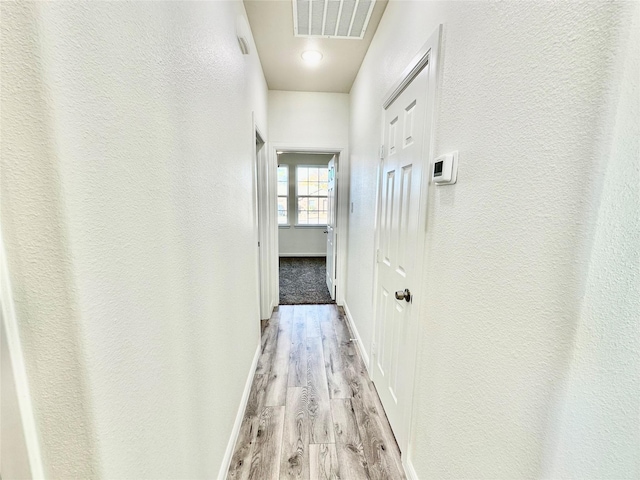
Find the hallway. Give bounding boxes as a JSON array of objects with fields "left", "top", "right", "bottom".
[
  {"left": 2, "top": 1, "right": 637, "bottom": 478},
  {"left": 227, "top": 304, "right": 404, "bottom": 479}
]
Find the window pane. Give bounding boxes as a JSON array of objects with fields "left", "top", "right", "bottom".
[
  {"left": 295, "top": 166, "right": 330, "bottom": 225},
  {"left": 278, "top": 197, "right": 288, "bottom": 224},
  {"left": 277, "top": 166, "right": 289, "bottom": 224},
  {"left": 297, "top": 197, "right": 308, "bottom": 224}
]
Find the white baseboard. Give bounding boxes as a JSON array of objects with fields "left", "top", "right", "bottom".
[
  {"left": 342, "top": 301, "right": 370, "bottom": 375},
  {"left": 403, "top": 458, "right": 419, "bottom": 479},
  {"left": 278, "top": 253, "right": 326, "bottom": 258},
  {"left": 217, "top": 342, "right": 261, "bottom": 480}
]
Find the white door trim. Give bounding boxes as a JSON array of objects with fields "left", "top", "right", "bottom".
[
  {"left": 370, "top": 25, "right": 443, "bottom": 459},
  {"left": 253, "top": 116, "right": 275, "bottom": 320},
  {"left": 1, "top": 228, "right": 45, "bottom": 479},
  {"left": 269, "top": 143, "right": 348, "bottom": 306},
  {"left": 325, "top": 155, "right": 337, "bottom": 300}
]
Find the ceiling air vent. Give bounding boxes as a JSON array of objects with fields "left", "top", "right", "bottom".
[{"left": 293, "top": 0, "right": 376, "bottom": 39}]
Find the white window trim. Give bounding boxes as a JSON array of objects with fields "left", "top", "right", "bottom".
[
  {"left": 295, "top": 164, "right": 329, "bottom": 227},
  {"left": 277, "top": 164, "right": 290, "bottom": 227}
]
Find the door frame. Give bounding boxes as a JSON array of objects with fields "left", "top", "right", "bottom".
[
  {"left": 1, "top": 228, "right": 45, "bottom": 479},
  {"left": 269, "top": 144, "right": 347, "bottom": 305},
  {"left": 253, "top": 116, "right": 275, "bottom": 320},
  {"left": 325, "top": 155, "right": 337, "bottom": 300},
  {"left": 370, "top": 25, "right": 443, "bottom": 460}
]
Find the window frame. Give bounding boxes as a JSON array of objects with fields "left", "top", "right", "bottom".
[
  {"left": 277, "top": 164, "right": 290, "bottom": 227},
  {"left": 295, "top": 164, "right": 329, "bottom": 227}
]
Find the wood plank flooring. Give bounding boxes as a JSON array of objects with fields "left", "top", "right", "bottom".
[{"left": 227, "top": 305, "right": 405, "bottom": 480}]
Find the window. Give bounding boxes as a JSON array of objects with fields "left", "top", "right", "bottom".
[
  {"left": 277, "top": 165, "right": 289, "bottom": 225},
  {"left": 297, "top": 166, "right": 329, "bottom": 225}
]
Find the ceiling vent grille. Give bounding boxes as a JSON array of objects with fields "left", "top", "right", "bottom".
[{"left": 293, "top": 0, "right": 376, "bottom": 39}]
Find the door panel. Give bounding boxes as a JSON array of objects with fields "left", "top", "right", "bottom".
[
  {"left": 381, "top": 170, "right": 395, "bottom": 266},
  {"left": 375, "top": 286, "right": 389, "bottom": 378},
  {"left": 388, "top": 116, "right": 398, "bottom": 155},
  {"left": 403, "top": 100, "right": 416, "bottom": 147},
  {"left": 325, "top": 157, "right": 336, "bottom": 299},
  {"left": 373, "top": 61, "right": 430, "bottom": 451},
  {"left": 397, "top": 164, "right": 413, "bottom": 275}
]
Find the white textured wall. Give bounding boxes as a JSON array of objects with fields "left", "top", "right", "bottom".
[
  {"left": 1, "top": 2, "right": 97, "bottom": 477},
  {"left": 278, "top": 153, "right": 333, "bottom": 256},
  {"left": 542, "top": 8, "right": 639, "bottom": 478},
  {"left": 1, "top": 1, "right": 268, "bottom": 478},
  {"left": 346, "top": 1, "right": 639, "bottom": 478},
  {"left": 268, "top": 90, "right": 349, "bottom": 147}
]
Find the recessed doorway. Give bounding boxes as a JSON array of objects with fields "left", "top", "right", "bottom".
[{"left": 276, "top": 152, "right": 338, "bottom": 305}]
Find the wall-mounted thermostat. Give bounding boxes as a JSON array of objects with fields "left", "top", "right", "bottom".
[{"left": 432, "top": 151, "right": 458, "bottom": 185}]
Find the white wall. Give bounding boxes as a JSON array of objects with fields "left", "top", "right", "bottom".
[
  {"left": 1, "top": 3, "right": 97, "bottom": 477},
  {"left": 541, "top": 9, "right": 639, "bottom": 478},
  {"left": 269, "top": 90, "right": 350, "bottom": 302},
  {"left": 268, "top": 90, "right": 349, "bottom": 147},
  {"left": 1, "top": 1, "right": 268, "bottom": 478},
  {"left": 278, "top": 153, "right": 333, "bottom": 256},
  {"left": 345, "top": 1, "right": 639, "bottom": 478}
]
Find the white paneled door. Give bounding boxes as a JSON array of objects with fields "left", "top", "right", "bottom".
[
  {"left": 325, "top": 156, "right": 336, "bottom": 300},
  {"left": 373, "top": 61, "right": 430, "bottom": 451}
]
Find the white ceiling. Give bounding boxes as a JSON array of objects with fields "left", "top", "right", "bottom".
[{"left": 244, "top": 0, "right": 388, "bottom": 93}]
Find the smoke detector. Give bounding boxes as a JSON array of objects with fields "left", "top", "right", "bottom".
[{"left": 293, "top": 0, "right": 376, "bottom": 39}]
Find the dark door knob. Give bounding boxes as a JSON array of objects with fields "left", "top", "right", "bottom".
[{"left": 394, "top": 289, "right": 411, "bottom": 302}]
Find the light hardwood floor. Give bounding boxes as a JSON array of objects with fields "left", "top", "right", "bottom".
[{"left": 227, "top": 304, "right": 406, "bottom": 480}]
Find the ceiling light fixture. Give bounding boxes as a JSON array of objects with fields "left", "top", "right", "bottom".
[{"left": 301, "top": 50, "right": 323, "bottom": 65}]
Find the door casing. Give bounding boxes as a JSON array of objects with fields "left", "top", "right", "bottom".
[
  {"left": 1, "top": 229, "right": 44, "bottom": 479},
  {"left": 269, "top": 144, "right": 347, "bottom": 306},
  {"left": 253, "top": 118, "right": 275, "bottom": 320},
  {"left": 325, "top": 155, "right": 337, "bottom": 300},
  {"left": 370, "top": 24, "right": 443, "bottom": 462}
]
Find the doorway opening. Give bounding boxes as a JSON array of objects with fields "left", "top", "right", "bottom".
[
  {"left": 276, "top": 151, "right": 339, "bottom": 305},
  {"left": 254, "top": 124, "right": 274, "bottom": 322}
]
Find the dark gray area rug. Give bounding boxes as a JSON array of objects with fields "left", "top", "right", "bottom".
[{"left": 279, "top": 257, "right": 335, "bottom": 305}]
